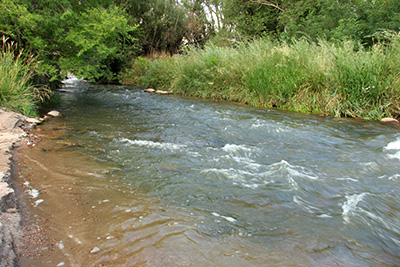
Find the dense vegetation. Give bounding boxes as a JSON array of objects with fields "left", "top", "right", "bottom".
[
  {"left": 1, "top": 0, "right": 400, "bottom": 118},
  {"left": 120, "top": 33, "right": 400, "bottom": 120},
  {"left": 1, "top": 35, "right": 57, "bottom": 116}
]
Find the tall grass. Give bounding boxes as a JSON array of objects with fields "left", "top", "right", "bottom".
[
  {"left": 121, "top": 33, "right": 400, "bottom": 120},
  {"left": 0, "top": 38, "right": 40, "bottom": 116}
]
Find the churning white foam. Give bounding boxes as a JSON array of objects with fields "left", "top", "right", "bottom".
[
  {"left": 34, "top": 199, "right": 44, "bottom": 207},
  {"left": 385, "top": 139, "right": 400, "bottom": 150},
  {"left": 27, "top": 188, "right": 39, "bottom": 198},
  {"left": 222, "top": 144, "right": 255, "bottom": 154},
  {"left": 271, "top": 160, "right": 318, "bottom": 180},
  {"left": 202, "top": 160, "right": 318, "bottom": 190},
  {"left": 25, "top": 181, "right": 40, "bottom": 198},
  {"left": 211, "top": 212, "right": 237, "bottom": 223},
  {"left": 342, "top": 192, "right": 368, "bottom": 223},
  {"left": 118, "top": 138, "right": 186, "bottom": 151},
  {"left": 388, "top": 151, "right": 400, "bottom": 160},
  {"left": 61, "top": 75, "right": 84, "bottom": 84},
  {"left": 385, "top": 138, "right": 400, "bottom": 160}
]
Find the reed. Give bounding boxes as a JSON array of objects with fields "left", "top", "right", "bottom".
[
  {"left": 0, "top": 38, "right": 39, "bottom": 116},
  {"left": 122, "top": 33, "right": 400, "bottom": 120}
]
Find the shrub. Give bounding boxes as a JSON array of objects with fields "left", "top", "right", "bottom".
[
  {"left": 0, "top": 37, "right": 53, "bottom": 116},
  {"left": 123, "top": 34, "right": 400, "bottom": 120}
]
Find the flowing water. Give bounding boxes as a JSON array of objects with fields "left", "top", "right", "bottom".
[{"left": 16, "top": 77, "right": 400, "bottom": 266}]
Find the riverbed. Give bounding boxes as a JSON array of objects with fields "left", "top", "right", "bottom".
[{"left": 16, "top": 77, "right": 400, "bottom": 266}]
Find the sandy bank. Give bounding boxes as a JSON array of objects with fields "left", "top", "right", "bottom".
[{"left": 0, "top": 108, "right": 27, "bottom": 267}]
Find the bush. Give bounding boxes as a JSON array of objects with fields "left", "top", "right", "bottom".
[
  {"left": 123, "top": 34, "right": 400, "bottom": 120},
  {"left": 0, "top": 37, "right": 53, "bottom": 116},
  {"left": 0, "top": 38, "right": 38, "bottom": 116}
]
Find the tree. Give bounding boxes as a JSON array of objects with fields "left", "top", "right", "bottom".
[
  {"left": 58, "top": 6, "right": 141, "bottom": 82},
  {"left": 0, "top": 0, "right": 141, "bottom": 83},
  {"left": 219, "top": 0, "right": 400, "bottom": 45},
  {"left": 122, "top": 0, "right": 189, "bottom": 54}
]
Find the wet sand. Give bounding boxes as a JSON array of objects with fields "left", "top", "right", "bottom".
[
  {"left": 0, "top": 108, "right": 76, "bottom": 267},
  {"left": 14, "top": 120, "right": 100, "bottom": 266}
]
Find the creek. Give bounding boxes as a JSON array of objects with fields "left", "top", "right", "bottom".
[{"left": 17, "top": 77, "right": 400, "bottom": 266}]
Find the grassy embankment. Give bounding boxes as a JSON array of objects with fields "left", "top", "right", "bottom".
[
  {"left": 0, "top": 38, "right": 51, "bottom": 117},
  {"left": 121, "top": 34, "right": 400, "bottom": 120}
]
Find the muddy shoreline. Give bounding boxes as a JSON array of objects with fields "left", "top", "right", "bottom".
[{"left": 0, "top": 108, "right": 63, "bottom": 267}]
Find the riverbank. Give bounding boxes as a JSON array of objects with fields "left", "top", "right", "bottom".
[
  {"left": 0, "top": 108, "right": 27, "bottom": 266},
  {"left": 0, "top": 108, "right": 62, "bottom": 266},
  {"left": 120, "top": 36, "right": 400, "bottom": 121}
]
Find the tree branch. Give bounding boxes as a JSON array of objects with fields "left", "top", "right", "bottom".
[{"left": 248, "top": 0, "right": 285, "bottom": 12}]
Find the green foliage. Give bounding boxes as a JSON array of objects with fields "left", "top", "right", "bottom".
[
  {"left": 0, "top": 0, "right": 141, "bottom": 84},
  {"left": 123, "top": 0, "right": 198, "bottom": 54},
  {"left": 120, "top": 52, "right": 176, "bottom": 90},
  {"left": 220, "top": 0, "right": 400, "bottom": 46},
  {"left": 124, "top": 35, "right": 400, "bottom": 120},
  {"left": 58, "top": 6, "right": 140, "bottom": 83},
  {"left": 0, "top": 39, "right": 45, "bottom": 116}
]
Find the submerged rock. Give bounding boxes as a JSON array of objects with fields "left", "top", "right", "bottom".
[{"left": 24, "top": 124, "right": 36, "bottom": 130}]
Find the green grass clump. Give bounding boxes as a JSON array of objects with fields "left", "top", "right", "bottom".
[
  {"left": 119, "top": 52, "right": 176, "bottom": 91},
  {"left": 122, "top": 33, "right": 400, "bottom": 120},
  {"left": 0, "top": 38, "right": 43, "bottom": 116}
]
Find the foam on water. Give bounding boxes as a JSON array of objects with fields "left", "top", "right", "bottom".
[
  {"left": 34, "top": 199, "right": 44, "bottom": 207},
  {"left": 342, "top": 192, "right": 368, "bottom": 223},
  {"left": 222, "top": 144, "right": 255, "bottom": 154},
  {"left": 27, "top": 188, "right": 39, "bottom": 198},
  {"left": 269, "top": 160, "right": 318, "bottom": 180},
  {"left": 61, "top": 75, "right": 84, "bottom": 84},
  {"left": 385, "top": 139, "right": 400, "bottom": 150},
  {"left": 336, "top": 177, "right": 359, "bottom": 182},
  {"left": 118, "top": 138, "right": 186, "bottom": 151},
  {"left": 318, "top": 214, "right": 333, "bottom": 218},
  {"left": 378, "top": 174, "right": 400, "bottom": 180},
  {"left": 387, "top": 151, "right": 400, "bottom": 160},
  {"left": 293, "top": 195, "right": 319, "bottom": 213},
  {"left": 24, "top": 181, "right": 40, "bottom": 198},
  {"left": 385, "top": 138, "right": 400, "bottom": 160},
  {"left": 250, "top": 120, "right": 266, "bottom": 128},
  {"left": 211, "top": 212, "right": 237, "bottom": 223},
  {"left": 202, "top": 159, "right": 318, "bottom": 190},
  {"left": 230, "top": 156, "right": 262, "bottom": 170}
]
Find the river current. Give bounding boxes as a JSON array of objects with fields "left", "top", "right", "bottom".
[{"left": 17, "top": 77, "right": 400, "bottom": 266}]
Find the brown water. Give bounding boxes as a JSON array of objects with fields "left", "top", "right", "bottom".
[
  {"left": 16, "top": 78, "right": 400, "bottom": 266},
  {"left": 17, "top": 120, "right": 296, "bottom": 266}
]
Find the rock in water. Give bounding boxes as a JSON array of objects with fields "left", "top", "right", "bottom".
[
  {"left": 381, "top": 118, "right": 399, "bottom": 126},
  {"left": 90, "top": 247, "right": 101, "bottom": 253},
  {"left": 47, "top": 110, "right": 62, "bottom": 117},
  {"left": 145, "top": 88, "right": 155, "bottom": 93},
  {"left": 155, "top": 90, "right": 172, "bottom": 95},
  {"left": 25, "top": 117, "right": 41, "bottom": 124}
]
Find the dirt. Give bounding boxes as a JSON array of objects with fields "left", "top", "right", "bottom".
[
  {"left": 0, "top": 108, "right": 28, "bottom": 266},
  {"left": 0, "top": 108, "right": 51, "bottom": 267}
]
